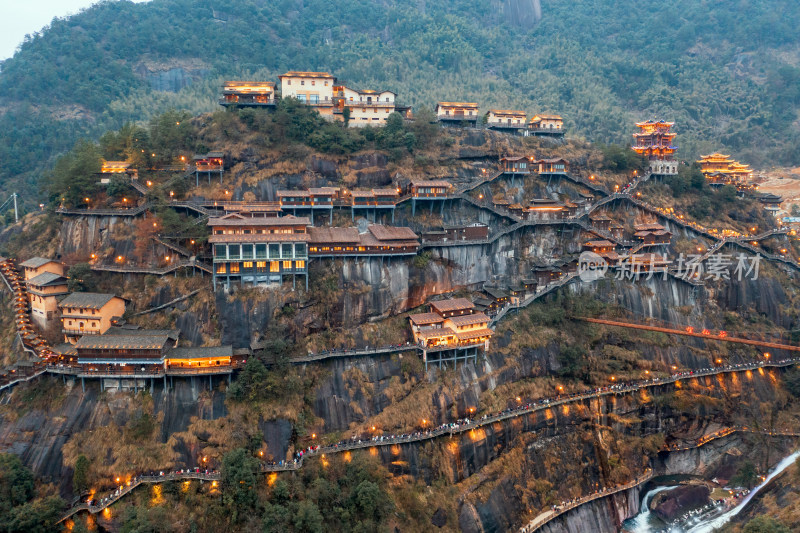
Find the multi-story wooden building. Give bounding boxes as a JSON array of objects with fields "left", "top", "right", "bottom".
[
  {"left": 27, "top": 271, "right": 68, "bottom": 328},
  {"left": 486, "top": 110, "right": 527, "bottom": 131},
  {"left": 529, "top": 114, "right": 564, "bottom": 135},
  {"left": 308, "top": 225, "right": 419, "bottom": 257},
  {"left": 19, "top": 257, "right": 64, "bottom": 281},
  {"left": 193, "top": 151, "right": 226, "bottom": 185},
  {"left": 409, "top": 298, "right": 493, "bottom": 369},
  {"left": 697, "top": 153, "right": 753, "bottom": 186},
  {"left": 219, "top": 81, "right": 277, "bottom": 108},
  {"left": 279, "top": 71, "right": 336, "bottom": 116},
  {"left": 208, "top": 213, "right": 310, "bottom": 290},
  {"left": 74, "top": 332, "right": 175, "bottom": 366},
  {"left": 99, "top": 160, "right": 138, "bottom": 182},
  {"left": 632, "top": 120, "right": 678, "bottom": 175},
  {"left": 59, "top": 292, "right": 127, "bottom": 343},
  {"left": 633, "top": 223, "right": 672, "bottom": 246},
  {"left": 436, "top": 102, "right": 479, "bottom": 126}
]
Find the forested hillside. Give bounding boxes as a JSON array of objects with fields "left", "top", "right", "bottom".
[{"left": 1, "top": 0, "right": 799, "bottom": 208}]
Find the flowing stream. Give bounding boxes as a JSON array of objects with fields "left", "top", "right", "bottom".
[
  {"left": 684, "top": 450, "right": 800, "bottom": 533},
  {"left": 623, "top": 450, "right": 799, "bottom": 533},
  {"left": 622, "top": 485, "right": 679, "bottom": 532}
]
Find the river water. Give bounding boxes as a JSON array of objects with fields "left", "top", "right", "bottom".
[{"left": 623, "top": 450, "right": 800, "bottom": 533}]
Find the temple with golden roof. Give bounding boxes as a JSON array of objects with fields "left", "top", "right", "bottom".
[
  {"left": 697, "top": 153, "right": 753, "bottom": 186},
  {"left": 631, "top": 120, "right": 678, "bottom": 175}
]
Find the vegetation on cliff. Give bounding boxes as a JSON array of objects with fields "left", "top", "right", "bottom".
[{"left": 2, "top": 0, "right": 800, "bottom": 209}]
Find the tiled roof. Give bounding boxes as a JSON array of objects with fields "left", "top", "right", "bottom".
[
  {"left": 19, "top": 257, "right": 58, "bottom": 269},
  {"left": 501, "top": 156, "right": 529, "bottom": 162},
  {"left": 75, "top": 334, "right": 170, "bottom": 351},
  {"left": 208, "top": 214, "right": 311, "bottom": 227},
  {"left": 209, "top": 233, "right": 310, "bottom": 243},
  {"left": 455, "top": 328, "right": 494, "bottom": 341},
  {"left": 309, "top": 227, "right": 361, "bottom": 244},
  {"left": 166, "top": 345, "right": 233, "bottom": 359},
  {"left": 309, "top": 187, "right": 339, "bottom": 195},
  {"left": 277, "top": 190, "right": 312, "bottom": 197},
  {"left": 585, "top": 240, "right": 615, "bottom": 247},
  {"left": 447, "top": 313, "right": 490, "bottom": 327},
  {"left": 409, "top": 313, "right": 445, "bottom": 326},
  {"left": 350, "top": 191, "right": 375, "bottom": 197},
  {"left": 368, "top": 225, "right": 418, "bottom": 242},
  {"left": 437, "top": 102, "right": 478, "bottom": 108},
  {"left": 279, "top": 71, "right": 335, "bottom": 79},
  {"left": 409, "top": 179, "right": 452, "bottom": 188},
  {"left": 59, "top": 292, "right": 120, "bottom": 310},
  {"left": 483, "top": 287, "right": 509, "bottom": 300},
  {"left": 531, "top": 114, "right": 562, "bottom": 120},
  {"left": 105, "top": 327, "right": 179, "bottom": 339},
  {"left": 416, "top": 327, "right": 456, "bottom": 340},
  {"left": 488, "top": 109, "right": 526, "bottom": 116},
  {"left": 27, "top": 272, "right": 67, "bottom": 287},
  {"left": 223, "top": 81, "right": 275, "bottom": 87},
  {"left": 430, "top": 298, "right": 474, "bottom": 313},
  {"left": 373, "top": 189, "right": 399, "bottom": 196}
]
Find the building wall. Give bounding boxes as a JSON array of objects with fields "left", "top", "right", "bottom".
[
  {"left": 24, "top": 262, "right": 64, "bottom": 281},
  {"left": 488, "top": 113, "right": 525, "bottom": 125},
  {"left": 61, "top": 297, "right": 126, "bottom": 341},
  {"left": 280, "top": 75, "right": 334, "bottom": 105},
  {"left": 349, "top": 105, "right": 394, "bottom": 126}
]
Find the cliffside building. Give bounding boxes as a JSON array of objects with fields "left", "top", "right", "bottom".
[
  {"left": 486, "top": 110, "right": 527, "bottom": 132},
  {"left": 219, "top": 81, "right": 277, "bottom": 108},
  {"left": 409, "top": 298, "right": 493, "bottom": 369},
  {"left": 193, "top": 151, "right": 225, "bottom": 185},
  {"left": 333, "top": 86, "right": 398, "bottom": 126},
  {"left": 697, "top": 153, "right": 754, "bottom": 187},
  {"left": 27, "top": 272, "right": 68, "bottom": 328},
  {"left": 279, "top": 71, "right": 336, "bottom": 116},
  {"left": 632, "top": 120, "right": 678, "bottom": 175},
  {"left": 19, "top": 257, "right": 63, "bottom": 282},
  {"left": 59, "top": 292, "right": 127, "bottom": 343},
  {"left": 208, "top": 213, "right": 310, "bottom": 290},
  {"left": 529, "top": 114, "right": 564, "bottom": 136},
  {"left": 308, "top": 225, "right": 419, "bottom": 257},
  {"left": 436, "top": 102, "right": 479, "bottom": 126}
]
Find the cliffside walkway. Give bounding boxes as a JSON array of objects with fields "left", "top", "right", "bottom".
[
  {"left": 55, "top": 204, "right": 151, "bottom": 217},
  {"left": 519, "top": 425, "right": 800, "bottom": 532},
  {"left": 489, "top": 273, "right": 579, "bottom": 327},
  {"left": 520, "top": 469, "right": 655, "bottom": 533},
  {"left": 576, "top": 317, "right": 800, "bottom": 353},
  {"left": 90, "top": 258, "right": 212, "bottom": 276},
  {"left": 55, "top": 357, "right": 800, "bottom": 524}
]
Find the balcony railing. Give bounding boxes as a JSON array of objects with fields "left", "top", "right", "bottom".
[{"left": 63, "top": 329, "right": 99, "bottom": 336}]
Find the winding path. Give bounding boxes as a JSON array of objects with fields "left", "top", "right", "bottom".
[{"left": 56, "top": 357, "right": 800, "bottom": 523}]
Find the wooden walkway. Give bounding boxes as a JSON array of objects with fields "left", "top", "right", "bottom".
[{"left": 55, "top": 357, "right": 800, "bottom": 524}]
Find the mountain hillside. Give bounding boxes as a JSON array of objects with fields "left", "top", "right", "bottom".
[{"left": 1, "top": 0, "right": 799, "bottom": 208}]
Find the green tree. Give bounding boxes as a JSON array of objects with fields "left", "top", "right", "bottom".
[
  {"left": 292, "top": 500, "right": 324, "bottom": 532},
  {"left": 731, "top": 461, "right": 759, "bottom": 489},
  {"left": 47, "top": 140, "right": 102, "bottom": 207},
  {"left": 742, "top": 516, "right": 791, "bottom": 533},
  {"left": 72, "top": 454, "right": 90, "bottom": 494},
  {"left": 67, "top": 263, "right": 97, "bottom": 292},
  {"left": 0, "top": 453, "right": 34, "bottom": 515},
  {"left": 350, "top": 480, "right": 392, "bottom": 524},
  {"left": 221, "top": 448, "right": 259, "bottom": 521}
]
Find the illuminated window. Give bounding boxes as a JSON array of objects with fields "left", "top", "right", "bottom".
[
  {"left": 216, "top": 264, "right": 226, "bottom": 274},
  {"left": 256, "top": 261, "right": 267, "bottom": 273},
  {"left": 270, "top": 261, "right": 279, "bottom": 273},
  {"left": 295, "top": 260, "right": 305, "bottom": 269},
  {"left": 283, "top": 260, "right": 292, "bottom": 270},
  {"left": 229, "top": 263, "right": 240, "bottom": 273},
  {"left": 243, "top": 261, "right": 253, "bottom": 269}
]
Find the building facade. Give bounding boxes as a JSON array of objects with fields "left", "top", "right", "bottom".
[
  {"left": 486, "top": 110, "right": 527, "bottom": 130},
  {"left": 27, "top": 271, "right": 68, "bottom": 328},
  {"left": 279, "top": 71, "right": 336, "bottom": 116},
  {"left": 19, "top": 257, "right": 63, "bottom": 282},
  {"left": 219, "top": 81, "right": 277, "bottom": 108},
  {"left": 631, "top": 120, "right": 678, "bottom": 175},
  {"left": 208, "top": 213, "right": 310, "bottom": 290},
  {"left": 436, "top": 102, "right": 479, "bottom": 125},
  {"left": 59, "top": 292, "right": 127, "bottom": 343}
]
